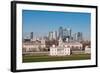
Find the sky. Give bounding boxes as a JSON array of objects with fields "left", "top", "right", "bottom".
[{"left": 22, "top": 10, "right": 91, "bottom": 40}]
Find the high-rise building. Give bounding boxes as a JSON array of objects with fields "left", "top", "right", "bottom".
[
  {"left": 72, "top": 33, "right": 76, "bottom": 41},
  {"left": 67, "top": 28, "right": 72, "bottom": 42},
  {"left": 53, "top": 31, "right": 57, "bottom": 40},
  {"left": 67, "top": 28, "right": 71, "bottom": 38},
  {"left": 49, "top": 32, "right": 53, "bottom": 40},
  {"left": 77, "top": 32, "right": 83, "bottom": 42},
  {"left": 58, "top": 26, "right": 63, "bottom": 39},
  {"left": 30, "top": 32, "right": 33, "bottom": 39},
  {"left": 63, "top": 28, "right": 67, "bottom": 37},
  {"left": 72, "top": 32, "right": 83, "bottom": 42},
  {"left": 63, "top": 28, "right": 68, "bottom": 41}
]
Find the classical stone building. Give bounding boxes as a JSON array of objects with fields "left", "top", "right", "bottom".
[
  {"left": 59, "top": 37, "right": 83, "bottom": 49},
  {"left": 22, "top": 39, "right": 46, "bottom": 53},
  {"left": 49, "top": 37, "right": 83, "bottom": 56},
  {"left": 50, "top": 45, "right": 70, "bottom": 56},
  {"left": 85, "top": 46, "right": 91, "bottom": 54}
]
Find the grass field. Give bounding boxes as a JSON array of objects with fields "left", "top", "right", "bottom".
[{"left": 22, "top": 54, "right": 91, "bottom": 63}]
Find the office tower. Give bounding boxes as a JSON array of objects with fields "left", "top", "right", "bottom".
[
  {"left": 30, "top": 32, "right": 33, "bottom": 39},
  {"left": 67, "top": 28, "right": 72, "bottom": 41},
  {"left": 73, "top": 33, "right": 77, "bottom": 41},
  {"left": 77, "top": 32, "right": 83, "bottom": 42},
  {"left": 67, "top": 28, "right": 71, "bottom": 37},
  {"left": 53, "top": 31, "right": 57, "bottom": 40},
  {"left": 49, "top": 32, "right": 53, "bottom": 40},
  {"left": 63, "top": 28, "right": 67, "bottom": 37},
  {"left": 63, "top": 28, "right": 68, "bottom": 41},
  {"left": 58, "top": 26, "right": 63, "bottom": 40}
]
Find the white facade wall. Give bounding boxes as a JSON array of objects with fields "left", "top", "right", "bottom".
[
  {"left": 85, "top": 47, "right": 91, "bottom": 54},
  {"left": 64, "top": 43, "right": 82, "bottom": 49},
  {"left": 50, "top": 47, "right": 70, "bottom": 56},
  {"left": 50, "top": 47, "right": 57, "bottom": 56},
  {"left": 22, "top": 44, "right": 46, "bottom": 52},
  {"left": 64, "top": 48, "right": 70, "bottom": 55}
]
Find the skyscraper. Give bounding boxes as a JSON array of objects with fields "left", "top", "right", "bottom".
[
  {"left": 63, "top": 28, "right": 68, "bottom": 41},
  {"left": 67, "top": 28, "right": 72, "bottom": 42},
  {"left": 53, "top": 31, "right": 57, "bottom": 40},
  {"left": 72, "top": 33, "right": 77, "bottom": 41},
  {"left": 67, "top": 28, "right": 71, "bottom": 38},
  {"left": 63, "top": 28, "right": 67, "bottom": 37},
  {"left": 77, "top": 32, "right": 83, "bottom": 42},
  {"left": 58, "top": 26, "right": 63, "bottom": 40},
  {"left": 30, "top": 32, "right": 33, "bottom": 39},
  {"left": 49, "top": 32, "right": 53, "bottom": 40},
  {"left": 72, "top": 32, "right": 83, "bottom": 42}
]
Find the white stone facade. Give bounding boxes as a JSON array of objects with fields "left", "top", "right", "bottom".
[
  {"left": 50, "top": 45, "right": 70, "bottom": 56},
  {"left": 85, "top": 46, "right": 91, "bottom": 54},
  {"left": 22, "top": 39, "right": 46, "bottom": 52},
  {"left": 49, "top": 38, "right": 82, "bottom": 56},
  {"left": 58, "top": 37, "right": 82, "bottom": 49}
]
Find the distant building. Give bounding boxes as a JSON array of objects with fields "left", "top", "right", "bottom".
[
  {"left": 85, "top": 46, "right": 91, "bottom": 54},
  {"left": 22, "top": 39, "right": 46, "bottom": 53},
  {"left": 30, "top": 32, "right": 33, "bottom": 39},
  {"left": 41, "top": 38, "right": 46, "bottom": 45},
  {"left": 72, "top": 33, "right": 78, "bottom": 41},
  {"left": 67, "top": 28, "right": 71, "bottom": 37},
  {"left": 58, "top": 37, "right": 82, "bottom": 50},
  {"left": 72, "top": 32, "right": 83, "bottom": 42},
  {"left": 22, "top": 26, "right": 85, "bottom": 56},
  {"left": 24, "top": 32, "right": 30, "bottom": 39},
  {"left": 50, "top": 37, "right": 71, "bottom": 56},
  {"left": 53, "top": 31, "right": 57, "bottom": 40},
  {"left": 77, "top": 32, "right": 83, "bottom": 42},
  {"left": 31, "top": 36, "right": 36, "bottom": 41},
  {"left": 49, "top": 31, "right": 58, "bottom": 40},
  {"left": 49, "top": 37, "right": 83, "bottom": 56},
  {"left": 58, "top": 26, "right": 63, "bottom": 40},
  {"left": 50, "top": 45, "right": 70, "bottom": 56},
  {"left": 49, "top": 32, "right": 53, "bottom": 40},
  {"left": 63, "top": 28, "right": 68, "bottom": 41},
  {"left": 67, "top": 28, "right": 72, "bottom": 42}
]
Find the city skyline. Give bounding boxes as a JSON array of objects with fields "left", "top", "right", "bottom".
[
  {"left": 22, "top": 10, "right": 91, "bottom": 40},
  {"left": 23, "top": 26, "right": 83, "bottom": 42}
]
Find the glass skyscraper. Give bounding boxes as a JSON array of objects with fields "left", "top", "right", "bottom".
[{"left": 58, "top": 26, "right": 63, "bottom": 39}]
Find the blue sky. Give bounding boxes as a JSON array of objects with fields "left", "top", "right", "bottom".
[{"left": 22, "top": 10, "right": 91, "bottom": 40}]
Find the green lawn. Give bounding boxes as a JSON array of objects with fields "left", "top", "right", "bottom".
[{"left": 22, "top": 54, "right": 91, "bottom": 63}]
